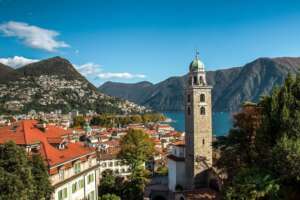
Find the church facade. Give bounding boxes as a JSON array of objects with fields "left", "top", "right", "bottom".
[{"left": 167, "top": 52, "right": 213, "bottom": 192}]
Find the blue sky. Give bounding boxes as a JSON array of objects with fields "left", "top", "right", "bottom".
[{"left": 0, "top": 0, "right": 300, "bottom": 86}]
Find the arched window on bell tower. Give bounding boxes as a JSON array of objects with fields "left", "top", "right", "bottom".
[
  {"left": 200, "top": 106, "right": 205, "bottom": 115},
  {"left": 187, "top": 106, "right": 191, "bottom": 115},
  {"left": 193, "top": 76, "right": 198, "bottom": 85},
  {"left": 200, "top": 94, "right": 205, "bottom": 102},
  {"left": 187, "top": 94, "right": 191, "bottom": 103},
  {"left": 200, "top": 76, "right": 204, "bottom": 85}
]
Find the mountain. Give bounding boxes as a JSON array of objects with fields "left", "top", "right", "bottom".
[
  {"left": 0, "top": 63, "right": 21, "bottom": 83},
  {"left": 0, "top": 57, "right": 147, "bottom": 114},
  {"left": 99, "top": 57, "right": 300, "bottom": 112},
  {"left": 100, "top": 81, "right": 153, "bottom": 103}
]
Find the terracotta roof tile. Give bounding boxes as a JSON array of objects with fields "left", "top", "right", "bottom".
[{"left": 0, "top": 120, "right": 96, "bottom": 167}]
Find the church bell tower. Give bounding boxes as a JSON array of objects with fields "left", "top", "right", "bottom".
[{"left": 185, "top": 51, "right": 213, "bottom": 189}]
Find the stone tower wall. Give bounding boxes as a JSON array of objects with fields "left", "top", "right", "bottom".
[{"left": 185, "top": 78, "right": 213, "bottom": 189}]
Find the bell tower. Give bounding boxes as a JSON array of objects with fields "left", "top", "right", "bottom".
[{"left": 185, "top": 51, "right": 213, "bottom": 189}]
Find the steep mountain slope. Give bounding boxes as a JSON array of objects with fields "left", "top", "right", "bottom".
[
  {"left": 100, "top": 81, "right": 153, "bottom": 103},
  {"left": 0, "top": 57, "right": 147, "bottom": 114},
  {"left": 0, "top": 63, "right": 21, "bottom": 83},
  {"left": 99, "top": 57, "right": 300, "bottom": 112}
]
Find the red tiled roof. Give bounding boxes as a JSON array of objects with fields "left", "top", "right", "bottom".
[{"left": 0, "top": 120, "right": 95, "bottom": 167}]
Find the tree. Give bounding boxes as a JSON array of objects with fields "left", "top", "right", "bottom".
[
  {"left": 99, "top": 193, "right": 121, "bottom": 200},
  {"left": 0, "top": 141, "right": 53, "bottom": 200},
  {"left": 119, "top": 129, "right": 155, "bottom": 171},
  {"left": 217, "top": 74, "right": 300, "bottom": 199},
  {"left": 224, "top": 168, "right": 279, "bottom": 200},
  {"left": 72, "top": 116, "right": 85, "bottom": 127},
  {"left": 122, "top": 168, "right": 151, "bottom": 200},
  {"left": 0, "top": 141, "right": 34, "bottom": 199},
  {"left": 272, "top": 135, "right": 300, "bottom": 182},
  {"left": 30, "top": 154, "right": 53, "bottom": 200},
  {"left": 215, "top": 104, "right": 262, "bottom": 181},
  {"left": 99, "top": 170, "right": 117, "bottom": 196},
  {"left": 118, "top": 129, "right": 155, "bottom": 200}
]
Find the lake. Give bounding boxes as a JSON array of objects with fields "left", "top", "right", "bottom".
[{"left": 163, "top": 111, "right": 233, "bottom": 136}]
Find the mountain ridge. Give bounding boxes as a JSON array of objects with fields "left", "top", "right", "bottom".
[
  {"left": 99, "top": 56, "right": 300, "bottom": 112},
  {"left": 0, "top": 57, "right": 147, "bottom": 114}
]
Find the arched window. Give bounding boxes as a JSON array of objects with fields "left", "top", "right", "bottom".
[
  {"left": 193, "top": 76, "right": 197, "bottom": 84},
  {"left": 200, "top": 94, "right": 205, "bottom": 102},
  {"left": 202, "top": 139, "right": 205, "bottom": 145},
  {"left": 187, "top": 94, "right": 191, "bottom": 103},
  {"left": 200, "top": 76, "right": 204, "bottom": 84},
  {"left": 187, "top": 106, "right": 191, "bottom": 115},
  {"left": 200, "top": 107, "right": 205, "bottom": 115}
]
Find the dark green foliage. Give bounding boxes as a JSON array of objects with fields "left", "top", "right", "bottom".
[
  {"left": 98, "top": 129, "right": 154, "bottom": 200},
  {"left": 224, "top": 168, "right": 279, "bottom": 200},
  {"left": 90, "top": 113, "right": 165, "bottom": 128},
  {"left": 99, "top": 170, "right": 119, "bottom": 196},
  {"left": 217, "top": 74, "right": 300, "bottom": 199},
  {"left": 73, "top": 116, "right": 86, "bottom": 128},
  {"left": 119, "top": 129, "right": 155, "bottom": 171},
  {"left": 155, "top": 166, "right": 168, "bottom": 176},
  {"left": 0, "top": 141, "right": 34, "bottom": 200},
  {"left": 99, "top": 193, "right": 121, "bottom": 200},
  {"left": 271, "top": 136, "right": 300, "bottom": 182},
  {"left": 30, "top": 155, "right": 53, "bottom": 200},
  {"left": 0, "top": 141, "right": 52, "bottom": 200}
]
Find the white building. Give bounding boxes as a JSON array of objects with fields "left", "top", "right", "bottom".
[
  {"left": 167, "top": 141, "right": 186, "bottom": 192},
  {"left": 98, "top": 147, "right": 131, "bottom": 177}
]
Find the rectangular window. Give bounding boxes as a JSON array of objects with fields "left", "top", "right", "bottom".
[
  {"left": 59, "top": 169, "right": 64, "bottom": 181},
  {"left": 79, "top": 179, "right": 84, "bottom": 189},
  {"left": 87, "top": 191, "right": 95, "bottom": 200},
  {"left": 63, "top": 188, "right": 68, "bottom": 198},
  {"left": 73, "top": 162, "right": 81, "bottom": 174},
  {"left": 72, "top": 183, "right": 77, "bottom": 193},
  {"left": 187, "top": 94, "right": 191, "bottom": 103},
  {"left": 58, "top": 190, "right": 63, "bottom": 200},
  {"left": 87, "top": 173, "right": 94, "bottom": 184}
]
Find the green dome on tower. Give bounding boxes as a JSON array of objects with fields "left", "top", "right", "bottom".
[{"left": 189, "top": 51, "right": 205, "bottom": 71}]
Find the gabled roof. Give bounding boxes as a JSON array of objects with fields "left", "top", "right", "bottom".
[{"left": 0, "top": 120, "right": 95, "bottom": 167}]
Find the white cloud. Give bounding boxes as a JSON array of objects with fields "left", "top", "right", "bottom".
[
  {"left": 74, "top": 62, "right": 102, "bottom": 76},
  {"left": 74, "top": 62, "right": 146, "bottom": 80},
  {"left": 0, "top": 56, "right": 39, "bottom": 68},
  {"left": 97, "top": 72, "right": 146, "bottom": 79},
  {"left": 0, "top": 21, "right": 69, "bottom": 52}
]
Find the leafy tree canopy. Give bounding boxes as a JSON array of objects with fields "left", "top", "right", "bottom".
[
  {"left": 0, "top": 141, "right": 52, "bottom": 200},
  {"left": 217, "top": 74, "right": 300, "bottom": 199}
]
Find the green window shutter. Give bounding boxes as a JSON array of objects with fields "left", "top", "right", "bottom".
[
  {"left": 72, "top": 183, "right": 76, "bottom": 193},
  {"left": 58, "top": 190, "right": 63, "bottom": 200},
  {"left": 63, "top": 188, "right": 68, "bottom": 198},
  {"left": 80, "top": 179, "right": 84, "bottom": 188}
]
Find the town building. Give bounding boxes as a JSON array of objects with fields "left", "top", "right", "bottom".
[
  {"left": 98, "top": 144, "right": 131, "bottom": 177},
  {"left": 0, "top": 120, "right": 99, "bottom": 200}
]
